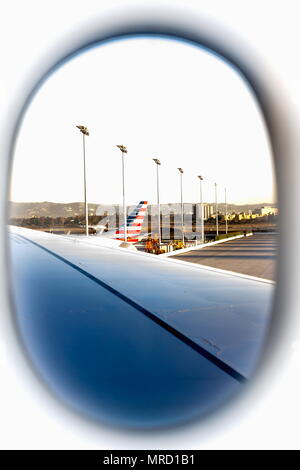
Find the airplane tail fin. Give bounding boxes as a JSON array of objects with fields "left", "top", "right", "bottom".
[{"left": 115, "top": 201, "right": 148, "bottom": 243}]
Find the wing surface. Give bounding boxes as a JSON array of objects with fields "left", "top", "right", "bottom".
[{"left": 9, "top": 226, "right": 273, "bottom": 379}]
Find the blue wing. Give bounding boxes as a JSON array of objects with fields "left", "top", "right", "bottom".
[{"left": 9, "top": 226, "right": 274, "bottom": 428}]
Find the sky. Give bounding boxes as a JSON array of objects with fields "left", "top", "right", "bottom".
[{"left": 10, "top": 35, "right": 276, "bottom": 206}]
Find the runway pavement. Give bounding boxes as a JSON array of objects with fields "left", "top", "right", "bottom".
[{"left": 172, "top": 233, "right": 278, "bottom": 281}]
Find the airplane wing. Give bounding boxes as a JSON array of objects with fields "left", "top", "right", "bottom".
[{"left": 8, "top": 226, "right": 274, "bottom": 428}]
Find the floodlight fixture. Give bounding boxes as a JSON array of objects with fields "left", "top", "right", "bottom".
[
  {"left": 116, "top": 145, "right": 127, "bottom": 153},
  {"left": 76, "top": 125, "right": 89, "bottom": 136}
]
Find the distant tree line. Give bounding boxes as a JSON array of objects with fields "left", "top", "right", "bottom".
[
  {"left": 9, "top": 215, "right": 105, "bottom": 228},
  {"left": 206, "top": 214, "right": 277, "bottom": 224},
  {"left": 9, "top": 212, "right": 277, "bottom": 230}
]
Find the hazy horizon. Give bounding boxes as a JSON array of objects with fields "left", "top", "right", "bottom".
[{"left": 9, "top": 199, "right": 277, "bottom": 207}]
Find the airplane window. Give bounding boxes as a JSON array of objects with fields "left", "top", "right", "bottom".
[{"left": 8, "top": 35, "right": 277, "bottom": 428}]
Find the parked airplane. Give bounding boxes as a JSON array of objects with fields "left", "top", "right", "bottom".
[
  {"left": 68, "top": 201, "right": 149, "bottom": 250},
  {"left": 94, "top": 200, "right": 148, "bottom": 242}
]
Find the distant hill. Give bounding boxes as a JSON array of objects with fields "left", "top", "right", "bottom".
[
  {"left": 9, "top": 201, "right": 278, "bottom": 219},
  {"left": 9, "top": 201, "right": 99, "bottom": 218}
]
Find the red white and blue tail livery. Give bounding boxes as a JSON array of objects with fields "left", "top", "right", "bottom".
[
  {"left": 98, "top": 201, "right": 148, "bottom": 244},
  {"left": 113, "top": 201, "right": 148, "bottom": 243}
]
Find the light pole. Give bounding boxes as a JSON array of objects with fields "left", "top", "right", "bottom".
[
  {"left": 178, "top": 168, "right": 184, "bottom": 246},
  {"left": 153, "top": 158, "right": 161, "bottom": 246},
  {"left": 116, "top": 145, "right": 128, "bottom": 242},
  {"left": 215, "top": 182, "right": 219, "bottom": 237},
  {"left": 76, "top": 125, "right": 89, "bottom": 236},
  {"left": 197, "top": 175, "right": 204, "bottom": 244},
  {"left": 225, "top": 187, "right": 228, "bottom": 235}
]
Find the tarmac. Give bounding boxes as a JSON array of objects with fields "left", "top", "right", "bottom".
[{"left": 172, "top": 233, "right": 278, "bottom": 281}]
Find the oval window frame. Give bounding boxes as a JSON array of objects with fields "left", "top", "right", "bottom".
[{"left": 3, "top": 11, "right": 291, "bottom": 430}]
